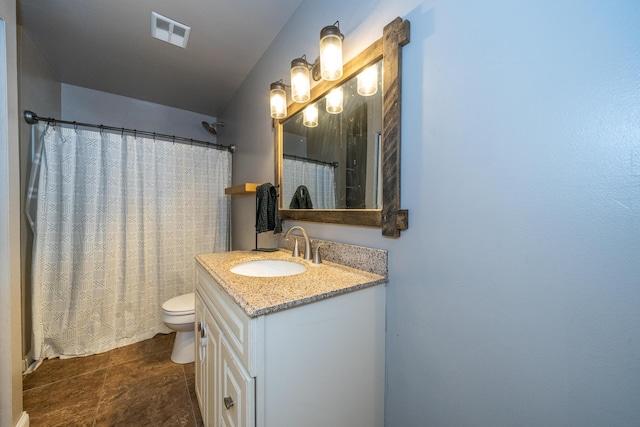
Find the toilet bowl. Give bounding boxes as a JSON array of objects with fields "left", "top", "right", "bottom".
[{"left": 162, "top": 292, "right": 195, "bottom": 364}]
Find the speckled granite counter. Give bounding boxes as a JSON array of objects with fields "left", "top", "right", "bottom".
[{"left": 195, "top": 248, "right": 387, "bottom": 317}]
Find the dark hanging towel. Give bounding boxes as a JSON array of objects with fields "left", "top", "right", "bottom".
[
  {"left": 255, "top": 183, "right": 282, "bottom": 234},
  {"left": 289, "top": 185, "right": 313, "bottom": 209}
]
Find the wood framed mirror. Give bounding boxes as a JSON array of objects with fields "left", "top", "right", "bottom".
[{"left": 275, "top": 17, "right": 410, "bottom": 237}]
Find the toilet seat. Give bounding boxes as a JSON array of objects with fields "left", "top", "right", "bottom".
[{"left": 162, "top": 292, "right": 195, "bottom": 315}]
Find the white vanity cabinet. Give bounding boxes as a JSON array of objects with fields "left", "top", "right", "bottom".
[
  {"left": 196, "top": 270, "right": 255, "bottom": 427},
  {"left": 194, "top": 261, "right": 386, "bottom": 427},
  {"left": 195, "top": 290, "right": 225, "bottom": 427}
]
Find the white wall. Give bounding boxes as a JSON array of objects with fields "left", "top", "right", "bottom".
[
  {"left": 62, "top": 84, "right": 219, "bottom": 142},
  {"left": 222, "top": 0, "right": 640, "bottom": 426}
]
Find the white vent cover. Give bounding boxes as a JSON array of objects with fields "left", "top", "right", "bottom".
[{"left": 151, "top": 12, "right": 191, "bottom": 48}]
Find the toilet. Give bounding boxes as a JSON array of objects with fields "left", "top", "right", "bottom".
[{"left": 162, "top": 292, "right": 195, "bottom": 364}]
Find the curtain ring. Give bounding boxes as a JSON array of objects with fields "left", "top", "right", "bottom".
[
  {"left": 73, "top": 121, "right": 78, "bottom": 131},
  {"left": 121, "top": 128, "right": 125, "bottom": 137},
  {"left": 153, "top": 132, "right": 156, "bottom": 140},
  {"left": 134, "top": 129, "right": 137, "bottom": 139},
  {"left": 99, "top": 125, "right": 104, "bottom": 134}
]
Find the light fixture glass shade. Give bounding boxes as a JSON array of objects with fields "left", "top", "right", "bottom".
[
  {"left": 303, "top": 103, "right": 319, "bottom": 127},
  {"left": 270, "top": 82, "right": 287, "bottom": 119},
  {"left": 291, "top": 58, "right": 311, "bottom": 103},
  {"left": 319, "top": 25, "right": 343, "bottom": 81},
  {"left": 325, "top": 87, "right": 343, "bottom": 114},
  {"left": 357, "top": 65, "right": 378, "bottom": 96}
]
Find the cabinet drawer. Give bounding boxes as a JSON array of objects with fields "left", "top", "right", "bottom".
[{"left": 197, "top": 264, "right": 255, "bottom": 373}]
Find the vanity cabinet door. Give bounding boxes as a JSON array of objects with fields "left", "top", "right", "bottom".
[
  {"left": 196, "top": 290, "right": 223, "bottom": 427},
  {"left": 197, "top": 264, "right": 255, "bottom": 373},
  {"left": 220, "top": 334, "right": 255, "bottom": 427},
  {"left": 194, "top": 292, "right": 207, "bottom": 416},
  {"left": 204, "top": 304, "right": 222, "bottom": 427}
]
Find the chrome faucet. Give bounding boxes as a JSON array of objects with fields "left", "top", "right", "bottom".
[{"left": 284, "top": 226, "right": 312, "bottom": 260}]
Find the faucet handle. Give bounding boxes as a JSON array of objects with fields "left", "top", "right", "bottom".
[
  {"left": 291, "top": 237, "right": 300, "bottom": 257},
  {"left": 313, "top": 242, "right": 330, "bottom": 264}
]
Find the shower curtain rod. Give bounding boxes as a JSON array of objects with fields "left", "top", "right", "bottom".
[
  {"left": 23, "top": 110, "right": 235, "bottom": 153},
  {"left": 284, "top": 153, "right": 338, "bottom": 168}
]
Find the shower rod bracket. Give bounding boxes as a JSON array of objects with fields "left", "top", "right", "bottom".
[{"left": 24, "top": 110, "right": 39, "bottom": 125}]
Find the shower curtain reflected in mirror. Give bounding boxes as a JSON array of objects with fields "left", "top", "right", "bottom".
[
  {"left": 26, "top": 124, "right": 231, "bottom": 370},
  {"left": 282, "top": 157, "right": 336, "bottom": 209}
]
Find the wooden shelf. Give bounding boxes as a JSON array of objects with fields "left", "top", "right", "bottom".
[{"left": 225, "top": 183, "right": 260, "bottom": 195}]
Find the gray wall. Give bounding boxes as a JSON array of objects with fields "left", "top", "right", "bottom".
[
  {"left": 61, "top": 84, "right": 219, "bottom": 142},
  {"left": 18, "top": 27, "right": 61, "bottom": 359},
  {"left": 221, "top": 0, "right": 640, "bottom": 426}
]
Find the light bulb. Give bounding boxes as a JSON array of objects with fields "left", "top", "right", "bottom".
[
  {"left": 325, "top": 87, "right": 343, "bottom": 114},
  {"left": 319, "top": 25, "right": 343, "bottom": 81},
  {"left": 291, "top": 58, "right": 311, "bottom": 103},
  {"left": 303, "top": 103, "right": 319, "bottom": 128},
  {"left": 269, "top": 82, "right": 287, "bottom": 119},
  {"left": 357, "top": 65, "right": 378, "bottom": 96}
]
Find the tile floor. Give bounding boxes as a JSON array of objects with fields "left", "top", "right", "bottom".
[{"left": 23, "top": 333, "right": 204, "bottom": 427}]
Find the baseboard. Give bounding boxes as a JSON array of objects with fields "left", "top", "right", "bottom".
[{"left": 15, "top": 411, "right": 29, "bottom": 427}]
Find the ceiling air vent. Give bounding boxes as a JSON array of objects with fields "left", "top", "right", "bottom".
[{"left": 151, "top": 12, "right": 191, "bottom": 48}]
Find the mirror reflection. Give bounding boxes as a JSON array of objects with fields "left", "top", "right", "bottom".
[{"left": 281, "top": 60, "right": 383, "bottom": 209}]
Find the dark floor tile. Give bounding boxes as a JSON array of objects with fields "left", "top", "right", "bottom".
[
  {"left": 49, "top": 412, "right": 97, "bottom": 427},
  {"left": 102, "top": 350, "right": 184, "bottom": 393},
  {"left": 183, "top": 360, "right": 195, "bottom": 378},
  {"left": 24, "top": 368, "right": 106, "bottom": 426},
  {"left": 23, "top": 352, "right": 111, "bottom": 391},
  {"left": 183, "top": 363, "right": 204, "bottom": 427},
  {"left": 95, "top": 374, "right": 194, "bottom": 426},
  {"left": 23, "top": 333, "right": 200, "bottom": 427},
  {"left": 108, "top": 332, "right": 175, "bottom": 366}
]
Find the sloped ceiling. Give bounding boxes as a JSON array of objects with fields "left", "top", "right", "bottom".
[{"left": 17, "top": 0, "right": 303, "bottom": 116}]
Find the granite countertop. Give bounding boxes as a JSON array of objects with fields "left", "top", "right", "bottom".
[{"left": 195, "top": 249, "right": 387, "bottom": 317}]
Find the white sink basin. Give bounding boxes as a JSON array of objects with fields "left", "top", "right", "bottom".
[{"left": 230, "top": 260, "right": 307, "bottom": 277}]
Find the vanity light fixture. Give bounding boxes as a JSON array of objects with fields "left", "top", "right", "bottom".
[
  {"left": 303, "top": 103, "right": 319, "bottom": 127},
  {"left": 357, "top": 64, "right": 378, "bottom": 96},
  {"left": 290, "top": 56, "right": 312, "bottom": 103},
  {"left": 319, "top": 22, "right": 344, "bottom": 81},
  {"left": 269, "top": 21, "right": 344, "bottom": 117},
  {"left": 325, "top": 87, "right": 343, "bottom": 114},
  {"left": 270, "top": 80, "right": 288, "bottom": 119}
]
